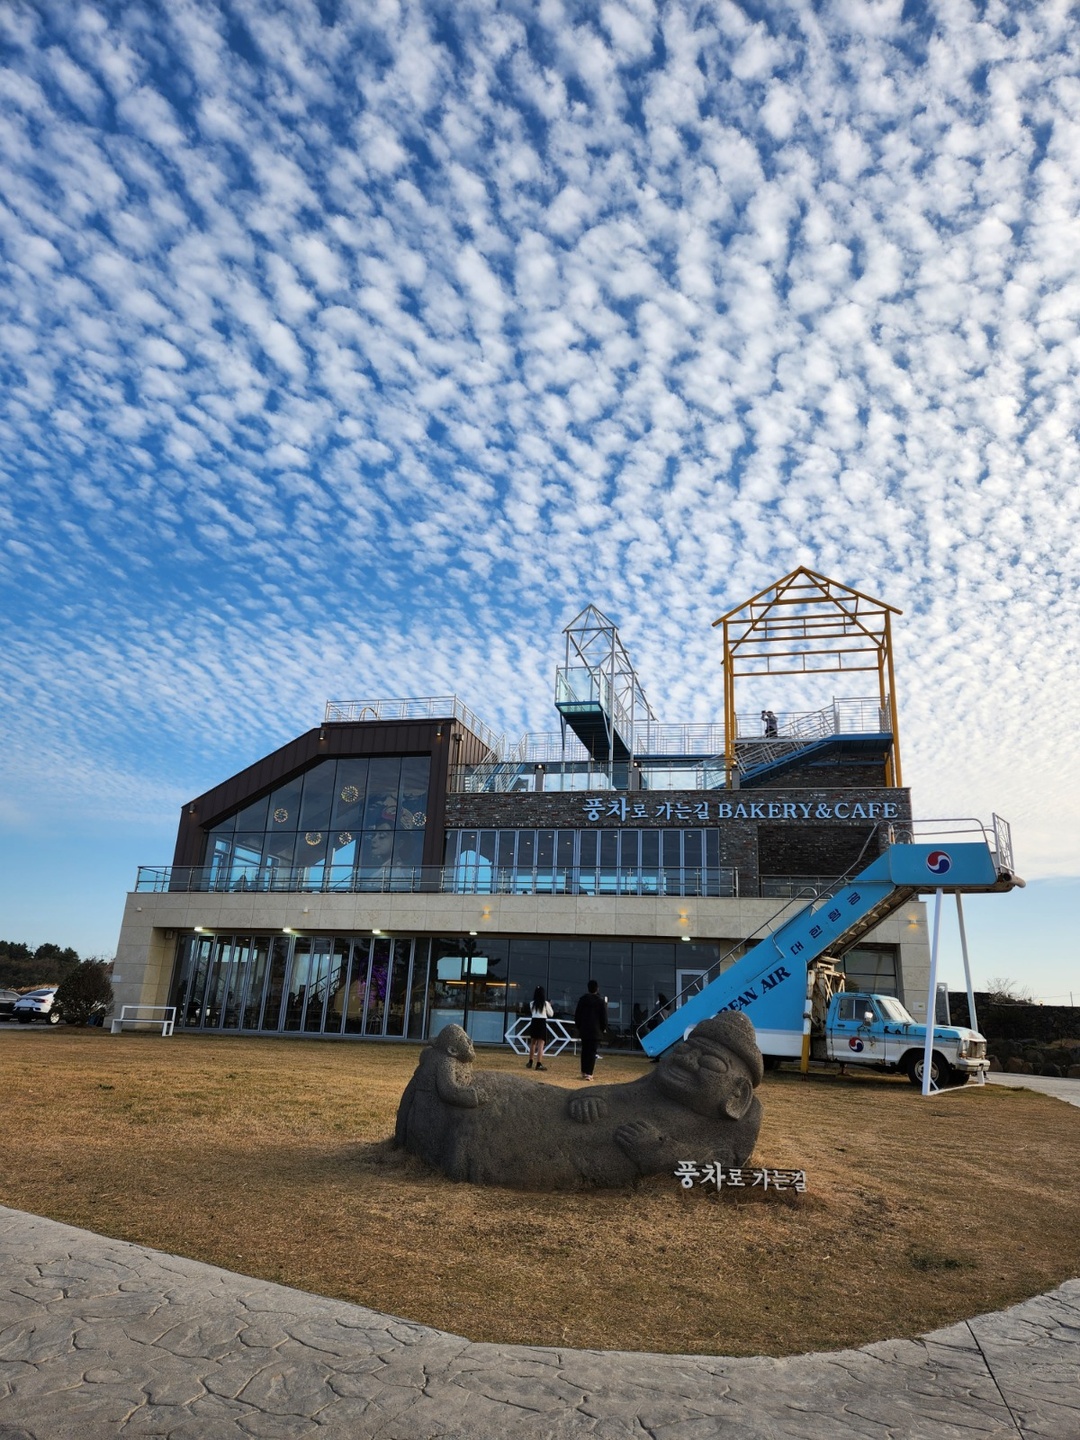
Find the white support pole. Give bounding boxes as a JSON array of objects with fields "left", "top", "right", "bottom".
[
  {"left": 955, "top": 892, "right": 984, "bottom": 1087},
  {"left": 922, "top": 888, "right": 944, "bottom": 1097}
]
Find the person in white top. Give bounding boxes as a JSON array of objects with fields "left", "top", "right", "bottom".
[{"left": 526, "top": 986, "right": 554, "bottom": 1071}]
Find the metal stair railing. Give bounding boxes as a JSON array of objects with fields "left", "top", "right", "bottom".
[{"left": 634, "top": 823, "right": 890, "bottom": 1047}]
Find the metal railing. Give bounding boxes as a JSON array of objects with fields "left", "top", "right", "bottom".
[
  {"left": 135, "top": 863, "right": 739, "bottom": 899},
  {"left": 323, "top": 696, "right": 504, "bottom": 755}
]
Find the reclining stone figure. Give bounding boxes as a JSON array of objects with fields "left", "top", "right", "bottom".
[{"left": 394, "top": 1012, "right": 764, "bottom": 1190}]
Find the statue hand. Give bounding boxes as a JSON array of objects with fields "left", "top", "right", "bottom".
[
  {"left": 614, "top": 1118, "right": 663, "bottom": 1157},
  {"left": 568, "top": 1095, "right": 609, "bottom": 1123}
]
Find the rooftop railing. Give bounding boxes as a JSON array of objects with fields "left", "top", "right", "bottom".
[
  {"left": 134, "top": 863, "right": 739, "bottom": 899},
  {"left": 323, "top": 696, "right": 505, "bottom": 756}
]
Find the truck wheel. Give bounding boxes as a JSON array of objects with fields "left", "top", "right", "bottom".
[{"left": 905, "top": 1051, "right": 951, "bottom": 1088}]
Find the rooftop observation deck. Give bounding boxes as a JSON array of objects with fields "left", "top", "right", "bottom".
[{"left": 441, "top": 696, "right": 892, "bottom": 793}]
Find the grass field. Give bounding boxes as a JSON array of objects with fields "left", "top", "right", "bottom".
[{"left": 1, "top": 1028, "right": 1077, "bottom": 1357}]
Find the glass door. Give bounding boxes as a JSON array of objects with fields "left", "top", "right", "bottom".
[{"left": 675, "top": 968, "right": 708, "bottom": 1007}]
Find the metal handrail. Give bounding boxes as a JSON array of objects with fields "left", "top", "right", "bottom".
[
  {"left": 633, "top": 821, "right": 891, "bottom": 1046},
  {"left": 323, "top": 696, "right": 504, "bottom": 755},
  {"left": 135, "top": 862, "right": 740, "bottom": 899}
]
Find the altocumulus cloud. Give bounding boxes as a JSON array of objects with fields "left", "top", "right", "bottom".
[{"left": 0, "top": 0, "right": 1078, "bottom": 879}]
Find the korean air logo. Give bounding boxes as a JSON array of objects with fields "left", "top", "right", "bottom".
[
  {"left": 927, "top": 850, "right": 952, "bottom": 875},
  {"left": 848, "top": 1037, "right": 864, "bottom": 1052}
]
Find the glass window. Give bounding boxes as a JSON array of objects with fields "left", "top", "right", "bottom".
[
  {"left": 841, "top": 946, "right": 898, "bottom": 996},
  {"left": 221, "top": 935, "right": 251, "bottom": 1027},
  {"left": 184, "top": 934, "right": 215, "bottom": 1025},
  {"left": 203, "top": 936, "right": 233, "bottom": 1027},
  {"left": 398, "top": 757, "right": 430, "bottom": 831},
  {"left": 323, "top": 938, "right": 351, "bottom": 1033},
  {"left": 385, "top": 939, "right": 412, "bottom": 1036},
  {"left": 298, "top": 761, "right": 337, "bottom": 833},
  {"left": 365, "top": 937, "right": 393, "bottom": 1033},
  {"left": 358, "top": 829, "right": 396, "bottom": 889},
  {"left": 260, "top": 936, "right": 290, "bottom": 1030},
  {"left": 632, "top": 942, "right": 675, "bottom": 1034},
  {"left": 408, "top": 940, "right": 430, "bottom": 1038},
  {"left": 328, "top": 830, "right": 356, "bottom": 889},
  {"left": 263, "top": 831, "right": 296, "bottom": 888},
  {"left": 268, "top": 775, "right": 304, "bottom": 831},
  {"left": 393, "top": 828, "right": 423, "bottom": 874},
  {"left": 283, "top": 937, "right": 312, "bottom": 1030},
  {"left": 303, "top": 937, "right": 333, "bottom": 1031},
  {"left": 233, "top": 795, "right": 269, "bottom": 832},
  {"left": 331, "top": 759, "right": 369, "bottom": 829},
  {"left": 241, "top": 936, "right": 271, "bottom": 1029},
  {"left": 231, "top": 835, "right": 264, "bottom": 889},
  {"left": 342, "top": 940, "right": 370, "bottom": 1034},
  {"left": 364, "top": 759, "right": 402, "bottom": 830},
  {"left": 506, "top": 939, "right": 548, "bottom": 1018},
  {"left": 548, "top": 940, "right": 589, "bottom": 1016},
  {"left": 294, "top": 830, "right": 328, "bottom": 889}
]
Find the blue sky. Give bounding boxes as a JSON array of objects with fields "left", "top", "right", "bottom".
[{"left": 1, "top": 0, "right": 1077, "bottom": 998}]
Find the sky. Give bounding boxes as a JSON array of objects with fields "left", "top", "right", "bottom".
[{"left": 1, "top": 0, "right": 1078, "bottom": 999}]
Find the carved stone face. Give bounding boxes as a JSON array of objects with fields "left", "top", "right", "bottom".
[{"left": 656, "top": 1035, "right": 754, "bottom": 1120}]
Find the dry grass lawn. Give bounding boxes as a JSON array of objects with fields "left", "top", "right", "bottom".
[{"left": 1, "top": 1028, "right": 1077, "bottom": 1357}]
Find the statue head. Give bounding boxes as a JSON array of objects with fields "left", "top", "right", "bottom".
[
  {"left": 430, "top": 1023, "right": 475, "bottom": 1062},
  {"left": 655, "top": 1011, "right": 763, "bottom": 1121}
]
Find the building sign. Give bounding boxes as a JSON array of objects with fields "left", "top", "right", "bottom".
[{"left": 581, "top": 797, "right": 901, "bottom": 824}]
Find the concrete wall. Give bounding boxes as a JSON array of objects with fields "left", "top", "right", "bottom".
[{"left": 113, "top": 888, "right": 932, "bottom": 1022}]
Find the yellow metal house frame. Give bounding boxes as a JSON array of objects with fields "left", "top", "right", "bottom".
[{"left": 712, "top": 568, "right": 903, "bottom": 789}]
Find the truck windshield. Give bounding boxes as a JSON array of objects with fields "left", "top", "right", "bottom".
[{"left": 878, "top": 997, "right": 915, "bottom": 1023}]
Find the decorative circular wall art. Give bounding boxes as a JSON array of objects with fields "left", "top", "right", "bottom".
[
  {"left": 273, "top": 808, "right": 289, "bottom": 823},
  {"left": 305, "top": 832, "right": 323, "bottom": 846},
  {"left": 340, "top": 785, "right": 360, "bottom": 804}
]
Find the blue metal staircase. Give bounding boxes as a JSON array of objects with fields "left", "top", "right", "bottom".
[{"left": 638, "top": 842, "right": 1007, "bottom": 1056}]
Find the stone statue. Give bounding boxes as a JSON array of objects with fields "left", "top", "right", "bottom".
[{"left": 394, "top": 1012, "right": 764, "bottom": 1190}]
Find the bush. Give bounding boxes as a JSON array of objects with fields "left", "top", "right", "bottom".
[{"left": 54, "top": 961, "right": 114, "bottom": 1026}]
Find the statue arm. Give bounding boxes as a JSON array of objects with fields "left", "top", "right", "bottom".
[{"left": 435, "top": 1064, "right": 481, "bottom": 1108}]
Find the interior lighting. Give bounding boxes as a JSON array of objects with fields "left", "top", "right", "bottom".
[
  {"left": 681, "top": 935, "right": 692, "bottom": 943},
  {"left": 372, "top": 928, "right": 382, "bottom": 935},
  {"left": 194, "top": 926, "right": 207, "bottom": 933},
  {"left": 468, "top": 930, "right": 478, "bottom": 936},
  {"left": 282, "top": 927, "right": 293, "bottom": 934}
]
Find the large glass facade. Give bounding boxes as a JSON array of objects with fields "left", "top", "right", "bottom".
[
  {"left": 169, "top": 931, "right": 722, "bottom": 1047},
  {"left": 445, "top": 828, "right": 736, "bottom": 896},
  {"left": 201, "top": 756, "right": 430, "bottom": 892},
  {"left": 170, "top": 932, "right": 432, "bottom": 1039}
]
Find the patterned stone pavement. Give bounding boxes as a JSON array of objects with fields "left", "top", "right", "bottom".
[{"left": 1, "top": 1204, "right": 1079, "bottom": 1439}]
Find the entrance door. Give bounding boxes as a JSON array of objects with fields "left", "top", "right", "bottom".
[{"left": 675, "top": 969, "right": 708, "bottom": 1006}]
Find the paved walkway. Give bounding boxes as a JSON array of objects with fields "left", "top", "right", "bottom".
[
  {"left": 985, "top": 1072, "right": 1080, "bottom": 1106},
  {"left": 1, "top": 1204, "right": 1079, "bottom": 1439}
]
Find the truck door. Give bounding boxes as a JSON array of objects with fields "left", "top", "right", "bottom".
[{"left": 829, "top": 994, "right": 883, "bottom": 1063}]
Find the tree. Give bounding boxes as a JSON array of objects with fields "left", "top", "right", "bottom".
[
  {"left": 0, "top": 941, "right": 81, "bottom": 989},
  {"left": 985, "top": 976, "right": 1035, "bottom": 1005},
  {"left": 53, "top": 961, "right": 114, "bottom": 1026}
]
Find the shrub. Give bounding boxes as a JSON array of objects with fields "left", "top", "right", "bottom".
[{"left": 54, "top": 961, "right": 114, "bottom": 1026}]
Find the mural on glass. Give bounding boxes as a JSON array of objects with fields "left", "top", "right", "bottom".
[{"left": 204, "top": 756, "right": 430, "bottom": 892}]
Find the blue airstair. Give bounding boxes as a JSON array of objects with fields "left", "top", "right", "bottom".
[{"left": 638, "top": 842, "right": 1012, "bottom": 1057}]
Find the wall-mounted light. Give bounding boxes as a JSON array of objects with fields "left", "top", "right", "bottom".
[
  {"left": 194, "top": 926, "right": 207, "bottom": 933},
  {"left": 302, "top": 907, "right": 310, "bottom": 914},
  {"left": 187, "top": 804, "right": 196, "bottom": 815},
  {"left": 282, "top": 927, "right": 293, "bottom": 934},
  {"left": 318, "top": 728, "right": 327, "bottom": 742},
  {"left": 469, "top": 930, "right": 478, "bottom": 937},
  {"left": 681, "top": 935, "right": 692, "bottom": 943},
  {"left": 372, "top": 928, "right": 382, "bottom": 935}
]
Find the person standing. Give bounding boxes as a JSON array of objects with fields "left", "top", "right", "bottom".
[
  {"left": 526, "top": 986, "right": 554, "bottom": 1071},
  {"left": 574, "top": 979, "right": 608, "bottom": 1081}
]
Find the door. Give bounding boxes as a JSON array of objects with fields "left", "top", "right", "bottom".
[{"left": 675, "top": 969, "right": 708, "bottom": 1006}]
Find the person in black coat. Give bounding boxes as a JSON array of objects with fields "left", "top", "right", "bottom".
[{"left": 574, "top": 979, "right": 608, "bottom": 1081}]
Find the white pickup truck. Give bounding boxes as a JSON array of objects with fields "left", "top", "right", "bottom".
[{"left": 811, "top": 991, "right": 989, "bottom": 1088}]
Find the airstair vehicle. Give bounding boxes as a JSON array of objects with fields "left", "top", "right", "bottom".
[{"left": 637, "top": 818, "right": 1022, "bottom": 1071}]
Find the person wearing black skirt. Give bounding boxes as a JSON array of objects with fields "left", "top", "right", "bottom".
[{"left": 526, "top": 986, "right": 554, "bottom": 1070}]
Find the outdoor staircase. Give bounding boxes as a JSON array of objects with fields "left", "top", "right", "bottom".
[{"left": 637, "top": 841, "right": 1008, "bottom": 1056}]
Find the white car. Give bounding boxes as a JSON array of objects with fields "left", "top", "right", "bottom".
[{"left": 13, "top": 987, "right": 60, "bottom": 1025}]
